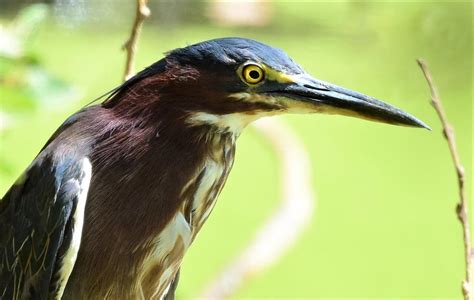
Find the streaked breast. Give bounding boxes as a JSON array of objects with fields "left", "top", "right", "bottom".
[{"left": 138, "top": 131, "right": 235, "bottom": 299}]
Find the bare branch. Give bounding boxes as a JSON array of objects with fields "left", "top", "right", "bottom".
[
  {"left": 200, "top": 117, "right": 315, "bottom": 299},
  {"left": 122, "top": 0, "right": 150, "bottom": 81},
  {"left": 417, "top": 59, "right": 473, "bottom": 300}
]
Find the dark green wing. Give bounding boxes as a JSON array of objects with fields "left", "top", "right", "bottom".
[{"left": 0, "top": 154, "right": 92, "bottom": 300}]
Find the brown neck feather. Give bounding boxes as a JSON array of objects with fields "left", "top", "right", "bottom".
[{"left": 65, "top": 85, "right": 236, "bottom": 296}]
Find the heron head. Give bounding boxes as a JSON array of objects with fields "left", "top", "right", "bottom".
[{"left": 108, "top": 37, "right": 429, "bottom": 132}]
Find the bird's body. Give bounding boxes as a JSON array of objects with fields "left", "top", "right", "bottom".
[
  {"left": 0, "top": 38, "right": 428, "bottom": 300},
  {"left": 58, "top": 107, "right": 238, "bottom": 299}
]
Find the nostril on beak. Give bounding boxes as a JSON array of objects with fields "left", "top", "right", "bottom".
[{"left": 302, "top": 84, "right": 328, "bottom": 91}]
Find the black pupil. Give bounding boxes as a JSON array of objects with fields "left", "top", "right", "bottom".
[{"left": 249, "top": 70, "right": 260, "bottom": 80}]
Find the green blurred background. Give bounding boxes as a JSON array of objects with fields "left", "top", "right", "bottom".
[{"left": 0, "top": 1, "right": 472, "bottom": 299}]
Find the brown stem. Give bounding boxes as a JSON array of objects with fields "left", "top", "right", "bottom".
[
  {"left": 122, "top": 0, "right": 150, "bottom": 82},
  {"left": 417, "top": 59, "right": 473, "bottom": 300}
]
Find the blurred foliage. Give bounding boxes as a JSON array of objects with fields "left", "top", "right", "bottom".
[
  {"left": 0, "top": 4, "right": 77, "bottom": 119},
  {"left": 0, "top": 3, "right": 78, "bottom": 175}
]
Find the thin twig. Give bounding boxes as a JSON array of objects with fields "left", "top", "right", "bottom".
[
  {"left": 122, "top": 0, "right": 150, "bottom": 81},
  {"left": 200, "top": 117, "right": 315, "bottom": 299},
  {"left": 417, "top": 59, "right": 473, "bottom": 300}
]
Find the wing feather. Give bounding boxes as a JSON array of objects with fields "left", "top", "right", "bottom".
[{"left": 0, "top": 155, "right": 92, "bottom": 299}]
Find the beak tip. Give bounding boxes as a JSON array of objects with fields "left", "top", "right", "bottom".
[
  {"left": 415, "top": 120, "right": 431, "bottom": 131},
  {"left": 403, "top": 116, "right": 431, "bottom": 131},
  {"left": 410, "top": 117, "right": 431, "bottom": 131}
]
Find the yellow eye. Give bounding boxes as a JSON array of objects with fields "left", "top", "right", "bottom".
[{"left": 242, "top": 64, "right": 265, "bottom": 84}]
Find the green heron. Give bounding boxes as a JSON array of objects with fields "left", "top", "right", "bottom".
[{"left": 0, "top": 38, "right": 428, "bottom": 299}]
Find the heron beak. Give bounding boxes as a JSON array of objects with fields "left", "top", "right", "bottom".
[{"left": 269, "top": 74, "right": 430, "bottom": 129}]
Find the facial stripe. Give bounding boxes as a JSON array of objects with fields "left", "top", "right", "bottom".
[{"left": 262, "top": 64, "right": 296, "bottom": 84}]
